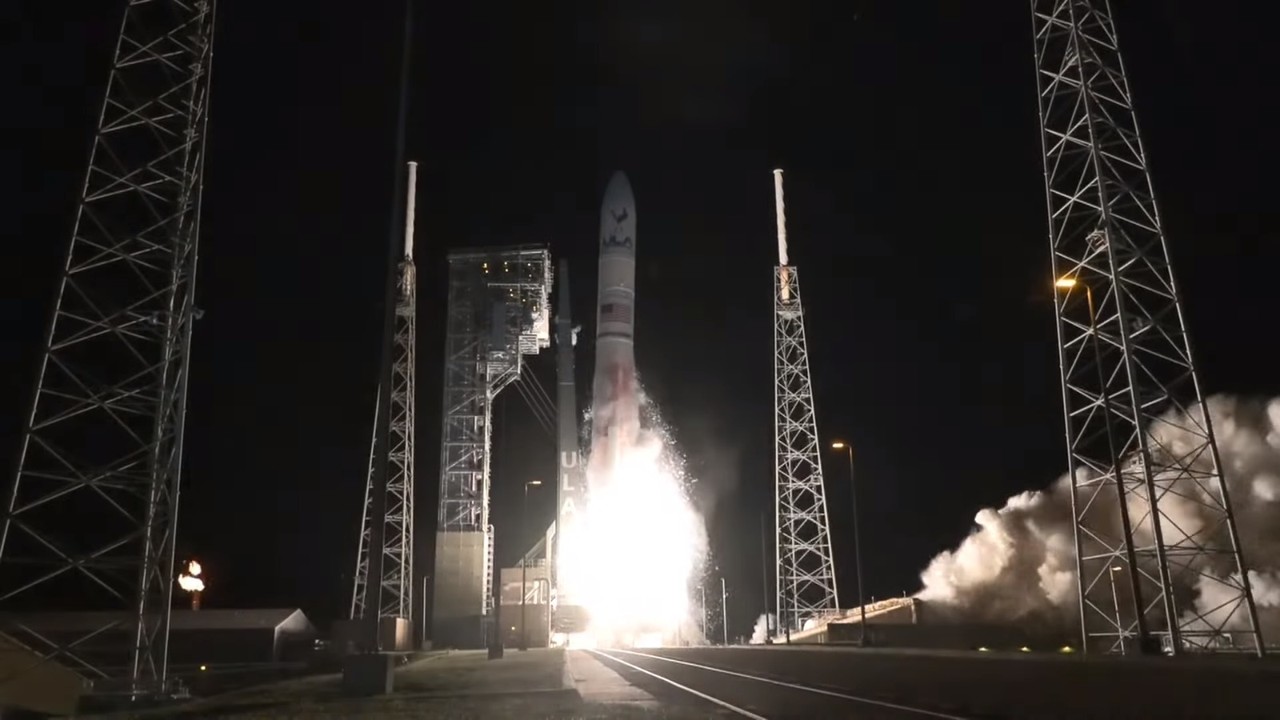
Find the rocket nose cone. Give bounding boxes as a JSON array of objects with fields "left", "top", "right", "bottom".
[
  {"left": 600, "top": 171, "right": 636, "bottom": 254},
  {"left": 604, "top": 171, "right": 634, "bottom": 208}
]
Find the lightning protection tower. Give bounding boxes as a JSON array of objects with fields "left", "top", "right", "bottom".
[
  {"left": 351, "top": 162, "right": 419, "bottom": 641},
  {"left": 772, "top": 170, "right": 840, "bottom": 635},
  {"left": 1033, "top": 0, "right": 1263, "bottom": 655},
  {"left": 0, "top": 0, "right": 216, "bottom": 697}
]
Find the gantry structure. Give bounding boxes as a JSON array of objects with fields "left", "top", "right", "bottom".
[
  {"left": 1032, "top": 0, "right": 1263, "bottom": 655},
  {"left": 0, "top": 0, "right": 216, "bottom": 697},
  {"left": 772, "top": 170, "right": 841, "bottom": 634},
  {"left": 351, "top": 162, "right": 419, "bottom": 634},
  {"left": 431, "top": 247, "right": 552, "bottom": 648}
]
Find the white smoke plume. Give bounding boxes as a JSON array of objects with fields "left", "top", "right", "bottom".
[
  {"left": 749, "top": 613, "right": 777, "bottom": 644},
  {"left": 917, "top": 395, "right": 1280, "bottom": 640}
]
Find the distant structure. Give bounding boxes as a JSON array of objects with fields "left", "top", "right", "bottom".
[
  {"left": 432, "top": 247, "right": 552, "bottom": 648},
  {"left": 771, "top": 169, "right": 840, "bottom": 634},
  {"left": 553, "top": 258, "right": 586, "bottom": 631},
  {"left": 1032, "top": 1, "right": 1263, "bottom": 655},
  {"left": 350, "top": 161, "right": 419, "bottom": 645},
  {"left": 0, "top": 0, "right": 216, "bottom": 698}
]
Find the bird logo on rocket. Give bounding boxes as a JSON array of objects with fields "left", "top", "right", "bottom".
[{"left": 600, "top": 172, "right": 636, "bottom": 255}]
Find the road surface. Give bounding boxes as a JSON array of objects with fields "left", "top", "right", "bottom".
[{"left": 584, "top": 645, "right": 1280, "bottom": 719}]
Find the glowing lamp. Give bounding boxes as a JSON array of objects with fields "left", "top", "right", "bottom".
[{"left": 1054, "top": 277, "right": 1077, "bottom": 289}]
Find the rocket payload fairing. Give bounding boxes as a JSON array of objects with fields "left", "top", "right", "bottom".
[{"left": 590, "top": 171, "right": 639, "bottom": 471}]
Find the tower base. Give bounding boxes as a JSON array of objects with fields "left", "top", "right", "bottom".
[{"left": 431, "top": 531, "right": 489, "bottom": 649}]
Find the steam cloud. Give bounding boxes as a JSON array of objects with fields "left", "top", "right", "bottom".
[
  {"left": 749, "top": 613, "right": 777, "bottom": 644},
  {"left": 917, "top": 395, "right": 1280, "bottom": 639}
]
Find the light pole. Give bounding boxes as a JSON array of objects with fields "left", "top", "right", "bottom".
[
  {"left": 427, "top": 573, "right": 437, "bottom": 648},
  {"left": 831, "top": 441, "right": 866, "bottom": 645},
  {"left": 721, "top": 577, "right": 729, "bottom": 645},
  {"left": 1108, "top": 565, "right": 1125, "bottom": 654},
  {"left": 700, "top": 585, "right": 707, "bottom": 642},
  {"left": 760, "top": 513, "right": 771, "bottom": 642},
  {"left": 1055, "top": 275, "right": 1148, "bottom": 652},
  {"left": 521, "top": 480, "right": 542, "bottom": 651}
]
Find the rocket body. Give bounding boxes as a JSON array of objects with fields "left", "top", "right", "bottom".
[{"left": 590, "top": 171, "right": 639, "bottom": 472}]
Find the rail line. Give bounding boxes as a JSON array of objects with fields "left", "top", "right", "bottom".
[{"left": 591, "top": 648, "right": 970, "bottom": 720}]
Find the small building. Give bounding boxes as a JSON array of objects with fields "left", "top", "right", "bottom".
[
  {"left": 0, "top": 608, "right": 317, "bottom": 671},
  {"left": 167, "top": 608, "right": 318, "bottom": 667},
  {"left": 498, "top": 562, "right": 551, "bottom": 648},
  {"left": 786, "top": 598, "right": 1046, "bottom": 651},
  {"left": 0, "top": 608, "right": 316, "bottom": 715}
]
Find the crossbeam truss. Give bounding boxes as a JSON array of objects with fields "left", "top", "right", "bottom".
[
  {"left": 774, "top": 266, "right": 840, "bottom": 633},
  {"left": 1032, "top": 0, "right": 1263, "bottom": 655},
  {"left": 0, "top": 0, "right": 216, "bottom": 695},
  {"left": 351, "top": 253, "right": 416, "bottom": 621}
]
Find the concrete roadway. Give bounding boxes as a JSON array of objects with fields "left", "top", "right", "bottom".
[{"left": 586, "top": 645, "right": 1280, "bottom": 719}]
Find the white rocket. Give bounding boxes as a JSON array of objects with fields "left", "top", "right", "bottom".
[{"left": 589, "top": 171, "right": 639, "bottom": 472}]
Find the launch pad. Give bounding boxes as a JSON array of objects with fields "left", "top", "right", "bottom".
[{"left": 431, "top": 246, "right": 552, "bottom": 649}]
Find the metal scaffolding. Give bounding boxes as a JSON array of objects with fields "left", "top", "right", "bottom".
[
  {"left": 772, "top": 170, "right": 840, "bottom": 634},
  {"left": 0, "top": 0, "right": 215, "bottom": 696},
  {"left": 1032, "top": 0, "right": 1263, "bottom": 655},
  {"left": 431, "top": 246, "right": 551, "bottom": 648},
  {"left": 352, "top": 162, "right": 419, "bottom": 625}
]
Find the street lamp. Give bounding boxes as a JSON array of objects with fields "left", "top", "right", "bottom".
[
  {"left": 520, "top": 480, "right": 542, "bottom": 651},
  {"left": 830, "top": 441, "right": 867, "bottom": 645},
  {"left": 721, "top": 577, "right": 729, "bottom": 645},
  {"left": 1108, "top": 565, "right": 1126, "bottom": 654},
  {"left": 1054, "top": 273, "right": 1149, "bottom": 653}
]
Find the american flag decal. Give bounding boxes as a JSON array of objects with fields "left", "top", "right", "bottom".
[{"left": 600, "top": 303, "right": 632, "bottom": 324}]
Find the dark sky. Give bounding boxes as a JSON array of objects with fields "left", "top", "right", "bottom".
[{"left": 2, "top": 2, "right": 1277, "bottom": 639}]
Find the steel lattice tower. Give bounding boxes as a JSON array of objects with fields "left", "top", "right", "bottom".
[
  {"left": 772, "top": 170, "right": 840, "bottom": 634},
  {"left": 431, "top": 247, "right": 551, "bottom": 648},
  {"left": 1032, "top": 0, "right": 1263, "bottom": 655},
  {"left": 0, "top": 0, "right": 215, "bottom": 696},
  {"left": 352, "top": 162, "right": 419, "bottom": 625}
]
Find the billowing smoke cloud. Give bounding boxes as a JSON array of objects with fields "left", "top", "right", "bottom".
[
  {"left": 749, "top": 613, "right": 777, "bottom": 644},
  {"left": 917, "top": 395, "right": 1280, "bottom": 639}
]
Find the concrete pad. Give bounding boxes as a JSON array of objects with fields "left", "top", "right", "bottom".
[{"left": 566, "top": 650, "right": 658, "bottom": 708}]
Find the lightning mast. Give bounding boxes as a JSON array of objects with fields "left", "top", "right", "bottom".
[
  {"left": 0, "top": 0, "right": 215, "bottom": 697},
  {"left": 1033, "top": 1, "right": 1263, "bottom": 655},
  {"left": 772, "top": 169, "right": 840, "bottom": 635},
  {"left": 352, "top": 161, "right": 418, "bottom": 630}
]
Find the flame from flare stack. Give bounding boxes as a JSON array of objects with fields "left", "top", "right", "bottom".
[{"left": 178, "top": 559, "right": 204, "bottom": 593}]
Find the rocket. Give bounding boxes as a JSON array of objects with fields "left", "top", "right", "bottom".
[{"left": 590, "top": 171, "right": 639, "bottom": 471}]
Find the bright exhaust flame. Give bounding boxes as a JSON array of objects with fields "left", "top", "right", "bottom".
[
  {"left": 178, "top": 559, "right": 204, "bottom": 593},
  {"left": 559, "top": 399, "right": 707, "bottom": 647}
]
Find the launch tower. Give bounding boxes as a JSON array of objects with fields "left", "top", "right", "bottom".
[
  {"left": 432, "top": 247, "right": 552, "bottom": 648},
  {"left": 771, "top": 170, "right": 841, "bottom": 634},
  {"left": 1033, "top": 0, "right": 1263, "bottom": 655},
  {"left": 0, "top": 0, "right": 216, "bottom": 697},
  {"left": 350, "top": 162, "right": 419, "bottom": 642}
]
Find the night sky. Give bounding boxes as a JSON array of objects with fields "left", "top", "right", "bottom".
[{"left": 3, "top": 2, "right": 1277, "bottom": 640}]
